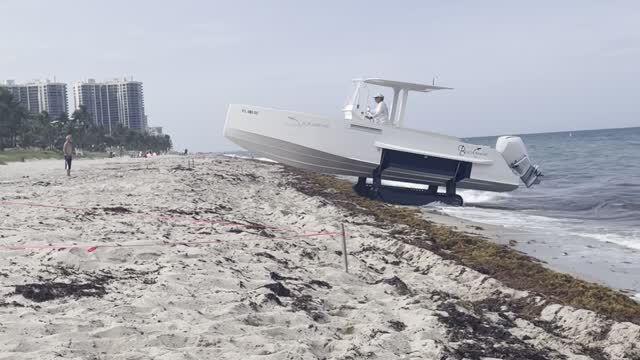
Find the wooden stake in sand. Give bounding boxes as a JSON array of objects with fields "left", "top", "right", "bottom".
[{"left": 341, "top": 223, "right": 349, "bottom": 273}]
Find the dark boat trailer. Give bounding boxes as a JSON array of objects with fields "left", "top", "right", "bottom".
[{"left": 353, "top": 148, "right": 470, "bottom": 206}]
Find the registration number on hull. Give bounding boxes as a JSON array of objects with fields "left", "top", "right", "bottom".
[{"left": 242, "top": 109, "right": 259, "bottom": 115}]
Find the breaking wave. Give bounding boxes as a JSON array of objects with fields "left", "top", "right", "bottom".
[{"left": 457, "top": 190, "right": 512, "bottom": 205}]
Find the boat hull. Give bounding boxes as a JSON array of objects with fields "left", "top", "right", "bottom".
[{"left": 224, "top": 104, "right": 519, "bottom": 192}]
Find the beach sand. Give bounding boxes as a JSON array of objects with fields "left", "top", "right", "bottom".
[{"left": 1, "top": 155, "right": 639, "bottom": 359}]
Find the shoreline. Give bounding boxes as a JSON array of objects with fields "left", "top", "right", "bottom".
[
  {"left": 286, "top": 164, "right": 640, "bottom": 323},
  {"left": 419, "top": 207, "right": 640, "bottom": 300},
  {"left": 258, "top": 153, "right": 640, "bottom": 302}
]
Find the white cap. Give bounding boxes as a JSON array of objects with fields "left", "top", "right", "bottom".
[{"left": 374, "top": 93, "right": 384, "bottom": 98}]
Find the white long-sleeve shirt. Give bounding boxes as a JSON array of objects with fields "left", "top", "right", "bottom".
[{"left": 370, "top": 101, "right": 389, "bottom": 124}]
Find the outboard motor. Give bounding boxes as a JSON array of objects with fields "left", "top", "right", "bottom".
[{"left": 496, "top": 136, "right": 543, "bottom": 187}]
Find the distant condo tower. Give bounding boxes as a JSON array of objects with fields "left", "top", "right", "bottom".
[
  {"left": 73, "top": 78, "right": 147, "bottom": 132},
  {"left": 1, "top": 79, "right": 68, "bottom": 118}
]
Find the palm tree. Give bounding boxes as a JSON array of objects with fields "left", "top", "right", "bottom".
[
  {"left": 0, "top": 88, "right": 28, "bottom": 148},
  {"left": 70, "top": 105, "right": 92, "bottom": 149},
  {"left": 31, "top": 111, "right": 56, "bottom": 149}
]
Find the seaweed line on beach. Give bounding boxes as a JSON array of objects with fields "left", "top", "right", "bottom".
[{"left": 284, "top": 166, "right": 640, "bottom": 325}]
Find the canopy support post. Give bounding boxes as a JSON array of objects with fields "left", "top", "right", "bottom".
[
  {"left": 396, "top": 90, "right": 409, "bottom": 127},
  {"left": 389, "top": 87, "right": 400, "bottom": 125}
]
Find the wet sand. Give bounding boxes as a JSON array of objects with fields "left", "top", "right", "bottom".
[
  {"left": 419, "top": 208, "right": 640, "bottom": 298},
  {"left": 1, "top": 155, "right": 639, "bottom": 359}
]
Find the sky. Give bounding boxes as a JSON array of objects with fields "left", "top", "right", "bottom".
[{"left": 1, "top": 0, "right": 639, "bottom": 152}]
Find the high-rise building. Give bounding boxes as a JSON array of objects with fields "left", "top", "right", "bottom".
[
  {"left": 40, "top": 82, "right": 68, "bottom": 118},
  {"left": 73, "top": 78, "right": 147, "bottom": 132},
  {"left": 1, "top": 80, "right": 68, "bottom": 118}
]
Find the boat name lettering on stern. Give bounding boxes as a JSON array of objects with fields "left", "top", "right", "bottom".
[
  {"left": 242, "top": 109, "right": 259, "bottom": 115},
  {"left": 472, "top": 148, "right": 489, "bottom": 157},
  {"left": 458, "top": 145, "right": 489, "bottom": 158},
  {"left": 285, "top": 116, "right": 329, "bottom": 128}
]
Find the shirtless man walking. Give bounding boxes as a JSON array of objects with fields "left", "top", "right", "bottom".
[{"left": 63, "top": 135, "right": 73, "bottom": 176}]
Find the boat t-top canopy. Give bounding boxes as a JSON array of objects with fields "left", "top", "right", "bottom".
[
  {"left": 346, "top": 78, "right": 453, "bottom": 127},
  {"left": 361, "top": 78, "right": 453, "bottom": 92}
]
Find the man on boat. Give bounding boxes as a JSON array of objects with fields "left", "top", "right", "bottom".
[{"left": 366, "top": 93, "right": 389, "bottom": 124}]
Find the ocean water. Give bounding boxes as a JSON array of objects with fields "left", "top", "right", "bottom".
[{"left": 438, "top": 127, "right": 640, "bottom": 251}]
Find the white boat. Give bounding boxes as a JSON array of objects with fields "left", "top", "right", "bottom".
[{"left": 224, "top": 78, "right": 542, "bottom": 205}]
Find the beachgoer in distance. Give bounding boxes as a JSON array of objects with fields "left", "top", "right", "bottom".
[
  {"left": 366, "top": 93, "right": 389, "bottom": 125},
  {"left": 63, "top": 135, "right": 73, "bottom": 176}
]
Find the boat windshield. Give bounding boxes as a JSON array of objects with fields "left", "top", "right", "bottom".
[
  {"left": 343, "top": 78, "right": 453, "bottom": 128},
  {"left": 342, "top": 81, "right": 373, "bottom": 122},
  {"left": 343, "top": 81, "right": 392, "bottom": 125}
]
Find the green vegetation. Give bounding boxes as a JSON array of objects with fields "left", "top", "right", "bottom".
[
  {"left": 0, "top": 87, "right": 172, "bottom": 154},
  {"left": 286, "top": 167, "right": 640, "bottom": 324},
  {"left": 0, "top": 149, "right": 61, "bottom": 165},
  {"left": 0, "top": 149, "right": 111, "bottom": 165}
]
